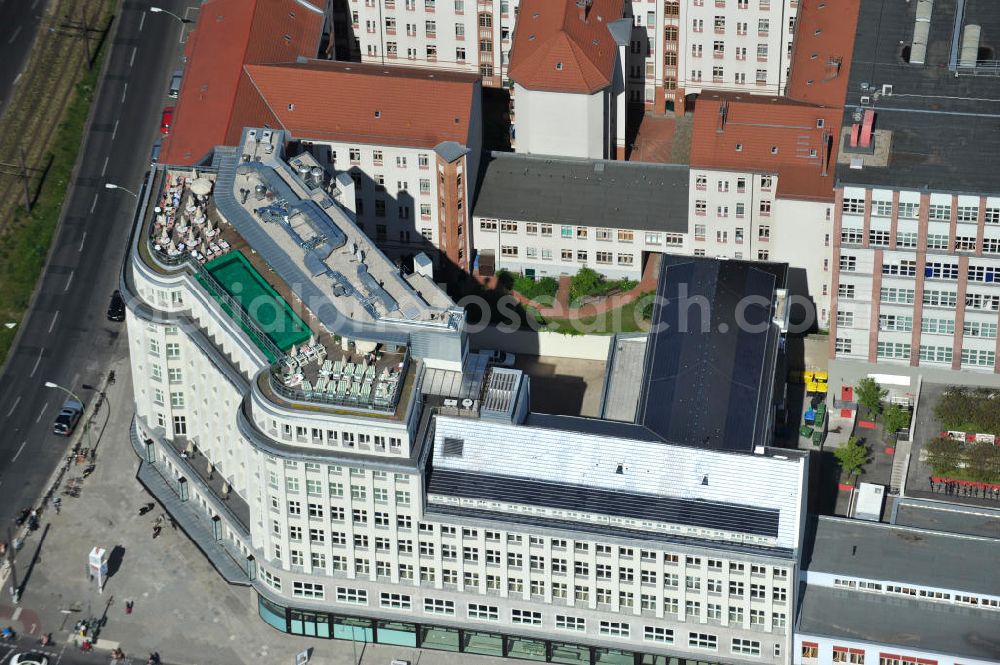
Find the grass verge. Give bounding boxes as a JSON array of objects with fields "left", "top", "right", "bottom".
[
  {"left": 531, "top": 290, "right": 656, "bottom": 335},
  {"left": 0, "top": 7, "right": 112, "bottom": 362}
]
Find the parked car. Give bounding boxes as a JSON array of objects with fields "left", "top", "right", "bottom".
[
  {"left": 107, "top": 290, "right": 126, "bottom": 322},
  {"left": 482, "top": 349, "right": 515, "bottom": 367},
  {"left": 52, "top": 399, "right": 83, "bottom": 436},
  {"left": 150, "top": 139, "right": 161, "bottom": 164},
  {"left": 11, "top": 654, "right": 50, "bottom": 665},
  {"left": 160, "top": 106, "right": 175, "bottom": 134},
  {"left": 168, "top": 69, "right": 183, "bottom": 98}
]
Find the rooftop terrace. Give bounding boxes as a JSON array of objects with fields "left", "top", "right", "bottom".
[{"left": 139, "top": 130, "right": 467, "bottom": 413}]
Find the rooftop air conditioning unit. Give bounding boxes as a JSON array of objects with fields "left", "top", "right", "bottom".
[
  {"left": 860, "top": 95, "right": 871, "bottom": 105},
  {"left": 882, "top": 83, "right": 893, "bottom": 96}
]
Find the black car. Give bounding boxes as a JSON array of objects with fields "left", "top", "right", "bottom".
[{"left": 107, "top": 290, "right": 126, "bottom": 321}]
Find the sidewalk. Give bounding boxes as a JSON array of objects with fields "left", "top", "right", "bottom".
[{"left": 0, "top": 344, "right": 517, "bottom": 665}]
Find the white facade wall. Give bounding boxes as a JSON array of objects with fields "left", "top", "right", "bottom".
[
  {"left": 679, "top": 0, "right": 796, "bottom": 97},
  {"left": 834, "top": 187, "right": 1000, "bottom": 372},
  {"left": 512, "top": 84, "right": 610, "bottom": 160},
  {"left": 319, "top": 142, "right": 443, "bottom": 254},
  {"left": 688, "top": 168, "right": 832, "bottom": 327},
  {"left": 351, "top": 0, "right": 519, "bottom": 81},
  {"left": 473, "top": 215, "right": 690, "bottom": 280}
]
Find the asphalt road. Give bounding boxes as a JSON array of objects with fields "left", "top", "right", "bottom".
[
  {"left": 0, "top": 1, "right": 188, "bottom": 537},
  {"left": 0, "top": 0, "right": 49, "bottom": 115}
]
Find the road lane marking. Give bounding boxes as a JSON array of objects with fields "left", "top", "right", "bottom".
[
  {"left": 29, "top": 348, "right": 43, "bottom": 377},
  {"left": 138, "top": 11, "right": 145, "bottom": 32},
  {"left": 6, "top": 395, "right": 20, "bottom": 416},
  {"left": 90, "top": 192, "right": 98, "bottom": 213},
  {"left": 78, "top": 231, "right": 87, "bottom": 252},
  {"left": 31, "top": 0, "right": 40, "bottom": 9},
  {"left": 121, "top": 83, "right": 128, "bottom": 104},
  {"left": 8, "top": 26, "right": 21, "bottom": 44},
  {"left": 112, "top": 119, "right": 119, "bottom": 140},
  {"left": 35, "top": 402, "right": 48, "bottom": 423},
  {"left": 101, "top": 156, "right": 109, "bottom": 176},
  {"left": 129, "top": 46, "right": 137, "bottom": 68},
  {"left": 48, "top": 310, "right": 59, "bottom": 334},
  {"left": 13, "top": 71, "right": 21, "bottom": 85},
  {"left": 11, "top": 440, "right": 27, "bottom": 462}
]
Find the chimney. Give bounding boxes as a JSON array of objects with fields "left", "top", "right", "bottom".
[
  {"left": 859, "top": 109, "right": 875, "bottom": 148},
  {"left": 716, "top": 101, "right": 728, "bottom": 133},
  {"left": 577, "top": 0, "right": 592, "bottom": 22}
]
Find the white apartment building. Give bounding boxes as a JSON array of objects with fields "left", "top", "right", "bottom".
[
  {"left": 795, "top": 517, "right": 1000, "bottom": 665},
  {"left": 348, "top": 0, "right": 520, "bottom": 86},
  {"left": 124, "top": 126, "right": 810, "bottom": 665},
  {"left": 229, "top": 59, "right": 482, "bottom": 274},
  {"left": 678, "top": 0, "right": 797, "bottom": 104},
  {"left": 687, "top": 93, "right": 839, "bottom": 328},
  {"left": 471, "top": 153, "right": 690, "bottom": 280}
]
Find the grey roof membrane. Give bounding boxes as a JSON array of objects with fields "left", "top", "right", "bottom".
[
  {"left": 427, "top": 469, "right": 781, "bottom": 538},
  {"left": 836, "top": 0, "right": 1000, "bottom": 194},
  {"left": 472, "top": 152, "right": 690, "bottom": 232},
  {"left": 893, "top": 499, "right": 1000, "bottom": 540},
  {"left": 804, "top": 516, "right": 1000, "bottom": 597},
  {"left": 798, "top": 584, "right": 1000, "bottom": 662},
  {"left": 635, "top": 255, "right": 786, "bottom": 452}
]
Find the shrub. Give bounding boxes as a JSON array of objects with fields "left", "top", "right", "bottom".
[{"left": 512, "top": 275, "right": 558, "bottom": 301}]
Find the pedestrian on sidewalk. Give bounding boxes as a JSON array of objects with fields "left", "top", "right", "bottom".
[{"left": 125, "top": 600, "right": 134, "bottom": 614}]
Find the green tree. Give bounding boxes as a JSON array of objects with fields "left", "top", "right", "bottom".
[
  {"left": 965, "top": 441, "right": 1000, "bottom": 482},
  {"left": 834, "top": 436, "right": 870, "bottom": 480},
  {"left": 925, "top": 436, "right": 963, "bottom": 476},
  {"left": 882, "top": 403, "right": 911, "bottom": 440},
  {"left": 855, "top": 377, "right": 887, "bottom": 416}
]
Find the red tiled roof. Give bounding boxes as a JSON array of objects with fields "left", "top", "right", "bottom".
[
  {"left": 160, "top": 0, "right": 324, "bottom": 165},
  {"left": 227, "top": 61, "right": 481, "bottom": 149},
  {"left": 690, "top": 93, "right": 841, "bottom": 201},
  {"left": 786, "top": 0, "right": 860, "bottom": 107},
  {"left": 507, "top": 0, "right": 624, "bottom": 94}
]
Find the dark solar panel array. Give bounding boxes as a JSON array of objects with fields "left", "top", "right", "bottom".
[
  {"left": 636, "top": 256, "right": 785, "bottom": 452},
  {"left": 428, "top": 468, "right": 780, "bottom": 537}
]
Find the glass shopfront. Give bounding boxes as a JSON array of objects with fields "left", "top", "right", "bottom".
[{"left": 257, "top": 593, "right": 724, "bottom": 665}]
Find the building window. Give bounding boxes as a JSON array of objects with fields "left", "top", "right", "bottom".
[
  {"left": 689, "top": 632, "right": 718, "bottom": 650},
  {"left": 293, "top": 582, "right": 325, "bottom": 599},
  {"left": 468, "top": 604, "right": 499, "bottom": 621},
  {"left": 732, "top": 639, "right": 761, "bottom": 656},
  {"left": 172, "top": 415, "right": 186, "bottom": 435},
  {"left": 336, "top": 587, "right": 367, "bottom": 604},
  {"left": 511, "top": 609, "right": 542, "bottom": 625}
]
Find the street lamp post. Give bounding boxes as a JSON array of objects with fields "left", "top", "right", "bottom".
[
  {"left": 44, "top": 381, "right": 92, "bottom": 452},
  {"left": 104, "top": 182, "right": 138, "bottom": 199},
  {"left": 149, "top": 7, "right": 189, "bottom": 24}
]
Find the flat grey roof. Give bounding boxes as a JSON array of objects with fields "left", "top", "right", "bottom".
[
  {"left": 804, "top": 516, "right": 1000, "bottom": 596},
  {"left": 893, "top": 498, "right": 1000, "bottom": 540},
  {"left": 799, "top": 584, "right": 1000, "bottom": 662},
  {"left": 472, "top": 152, "right": 690, "bottom": 232},
  {"left": 836, "top": 0, "right": 1000, "bottom": 194},
  {"left": 601, "top": 336, "right": 648, "bottom": 422}
]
